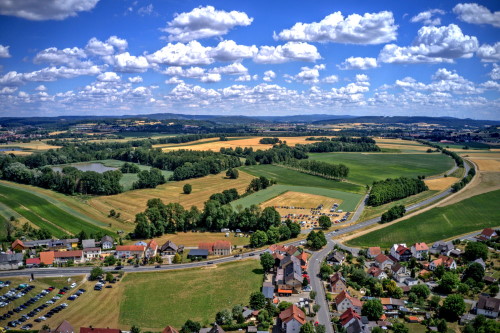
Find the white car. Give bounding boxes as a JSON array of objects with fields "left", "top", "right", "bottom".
[{"left": 70, "top": 283, "right": 77, "bottom": 288}]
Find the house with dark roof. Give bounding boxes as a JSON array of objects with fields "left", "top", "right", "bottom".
[
  {"left": 160, "top": 240, "right": 182, "bottom": 255},
  {"left": 262, "top": 281, "right": 274, "bottom": 299},
  {"left": 0, "top": 253, "right": 24, "bottom": 270},
  {"left": 199, "top": 324, "right": 225, "bottom": 333},
  {"left": 53, "top": 250, "right": 84, "bottom": 264},
  {"left": 279, "top": 305, "right": 306, "bottom": 333},
  {"left": 326, "top": 251, "right": 345, "bottom": 265},
  {"left": 83, "top": 247, "right": 101, "bottom": 261},
  {"left": 478, "top": 228, "right": 498, "bottom": 241},
  {"left": 390, "top": 244, "right": 412, "bottom": 262},
  {"left": 330, "top": 272, "right": 347, "bottom": 293},
  {"left": 101, "top": 235, "right": 114, "bottom": 249},
  {"left": 340, "top": 308, "right": 368, "bottom": 333},
  {"left": 187, "top": 249, "right": 208, "bottom": 259},
  {"left": 280, "top": 255, "right": 303, "bottom": 292},
  {"left": 391, "top": 263, "right": 410, "bottom": 283},
  {"left": 54, "top": 320, "right": 74, "bottom": 333},
  {"left": 367, "top": 266, "right": 387, "bottom": 280},
  {"left": 476, "top": 295, "right": 500, "bottom": 318},
  {"left": 430, "top": 241, "right": 454, "bottom": 255},
  {"left": 373, "top": 254, "right": 394, "bottom": 270}
]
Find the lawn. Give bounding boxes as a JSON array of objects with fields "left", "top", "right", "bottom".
[
  {"left": 240, "top": 164, "right": 365, "bottom": 194},
  {"left": 431, "top": 141, "right": 491, "bottom": 150},
  {"left": 119, "top": 260, "right": 263, "bottom": 329},
  {"left": 0, "top": 183, "right": 113, "bottom": 238},
  {"left": 309, "top": 152, "right": 454, "bottom": 185},
  {"left": 347, "top": 190, "right": 500, "bottom": 248},
  {"left": 231, "top": 184, "right": 363, "bottom": 212}
]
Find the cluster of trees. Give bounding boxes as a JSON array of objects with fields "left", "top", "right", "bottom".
[
  {"left": 225, "top": 168, "right": 239, "bottom": 179},
  {"left": 367, "top": 177, "right": 428, "bottom": 206},
  {"left": 120, "top": 162, "right": 140, "bottom": 173},
  {"left": 133, "top": 198, "right": 301, "bottom": 241},
  {"left": 381, "top": 205, "right": 406, "bottom": 223},
  {"left": 296, "top": 136, "right": 380, "bottom": 153},
  {"left": 249, "top": 219, "right": 301, "bottom": 247},
  {"left": 307, "top": 230, "right": 327, "bottom": 250},
  {"left": 281, "top": 159, "right": 349, "bottom": 179},
  {"left": 1, "top": 162, "right": 123, "bottom": 195},
  {"left": 132, "top": 169, "right": 166, "bottom": 189},
  {"left": 170, "top": 153, "right": 242, "bottom": 181},
  {"left": 6, "top": 220, "right": 52, "bottom": 242},
  {"left": 247, "top": 176, "right": 275, "bottom": 192},
  {"left": 245, "top": 144, "right": 309, "bottom": 165},
  {"left": 451, "top": 167, "right": 475, "bottom": 192},
  {"left": 209, "top": 188, "right": 240, "bottom": 205},
  {"left": 259, "top": 137, "right": 281, "bottom": 144}
]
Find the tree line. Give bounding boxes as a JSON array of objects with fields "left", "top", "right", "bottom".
[
  {"left": 451, "top": 167, "right": 475, "bottom": 192},
  {"left": 367, "top": 177, "right": 428, "bottom": 206},
  {"left": 381, "top": 205, "right": 406, "bottom": 223},
  {"left": 280, "top": 159, "right": 349, "bottom": 179},
  {"left": 133, "top": 198, "right": 301, "bottom": 242},
  {"left": 259, "top": 137, "right": 282, "bottom": 144}
]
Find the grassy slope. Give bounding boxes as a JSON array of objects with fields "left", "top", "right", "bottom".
[
  {"left": 0, "top": 184, "right": 113, "bottom": 237},
  {"left": 119, "top": 260, "right": 263, "bottom": 329},
  {"left": 231, "top": 184, "right": 363, "bottom": 211},
  {"left": 347, "top": 190, "right": 500, "bottom": 248},
  {"left": 309, "top": 152, "right": 454, "bottom": 185},
  {"left": 240, "top": 164, "right": 364, "bottom": 194}
]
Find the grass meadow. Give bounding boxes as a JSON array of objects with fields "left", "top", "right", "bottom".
[
  {"left": 309, "top": 152, "right": 454, "bottom": 185},
  {"left": 347, "top": 189, "right": 500, "bottom": 248}
]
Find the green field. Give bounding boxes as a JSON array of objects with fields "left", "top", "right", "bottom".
[
  {"left": 431, "top": 141, "right": 491, "bottom": 150},
  {"left": 231, "top": 184, "right": 363, "bottom": 211},
  {"left": 0, "top": 184, "right": 112, "bottom": 238},
  {"left": 119, "top": 260, "right": 263, "bottom": 328},
  {"left": 347, "top": 190, "right": 500, "bottom": 248},
  {"left": 240, "top": 164, "right": 364, "bottom": 194},
  {"left": 309, "top": 153, "right": 454, "bottom": 185}
]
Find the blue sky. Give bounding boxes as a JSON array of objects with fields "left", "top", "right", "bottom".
[{"left": 0, "top": 0, "right": 499, "bottom": 119}]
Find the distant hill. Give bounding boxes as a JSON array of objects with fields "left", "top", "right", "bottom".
[{"left": 313, "top": 116, "right": 500, "bottom": 127}]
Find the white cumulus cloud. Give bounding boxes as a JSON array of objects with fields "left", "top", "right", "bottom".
[
  {"left": 0, "top": 0, "right": 100, "bottom": 21},
  {"left": 253, "top": 42, "right": 321, "bottom": 64},
  {"left": 0, "top": 45, "right": 10, "bottom": 58},
  {"left": 477, "top": 42, "right": 500, "bottom": 62},
  {"left": 128, "top": 76, "right": 143, "bottom": 83},
  {"left": 263, "top": 70, "right": 276, "bottom": 82},
  {"left": 146, "top": 41, "right": 213, "bottom": 66},
  {"left": 338, "top": 57, "right": 378, "bottom": 70},
  {"left": 453, "top": 3, "right": 500, "bottom": 28},
  {"left": 163, "top": 6, "right": 253, "bottom": 42},
  {"left": 208, "top": 40, "right": 258, "bottom": 62},
  {"left": 411, "top": 9, "right": 446, "bottom": 26},
  {"left": 97, "top": 72, "right": 121, "bottom": 82},
  {"left": 274, "top": 11, "right": 397, "bottom": 44}
]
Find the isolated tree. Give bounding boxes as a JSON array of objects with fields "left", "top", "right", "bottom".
[
  {"left": 463, "top": 262, "right": 485, "bottom": 283},
  {"left": 362, "top": 299, "right": 383, "bottom": 320},
  {"left": 440, "top": 294, "right": 466, "bottom": 321},
  {"left": 318, "top": 215, "right": 332, "bottom": 230},
  {"left": 464, "top": 242, "right": 488, "bottom": 261},
  {"left": 104, "top": 255, "right": 116, "bottom": 266},
  {"left": 249, "top": 292, "right": 266, "bottom": 310},
  {"left": 226, "top": 168, "right": 239, "bottom": 179},
  {"left": 232, "top": 304, "right": 245, "bottom": 324},
  {"left": 172, "top": 253, "right": 182, "bottom": 264},
  {"left": 411, "top": 284, "right": 430, "bottom": 299},
  {"left": 105, "top": 272, "right": 114, "bottom": 282},
  {"left": 89, "top": 267, "right": 104, "bottom": 281},
  {"left": 183, "top": 183, "right": 192, "bottom": 194},
  {"left": 180, "top": 320, "right": 201, "bottom": 333},
  {"left": 215, "top": 309, "right": 233, "bottom": 325},
  {"left": 260, "top": 252, "right": 275, "bottom": 272}
]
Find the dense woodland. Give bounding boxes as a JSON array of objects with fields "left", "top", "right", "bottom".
[{"left": 367, "top": 177, "right": 428, "bottom": 206}]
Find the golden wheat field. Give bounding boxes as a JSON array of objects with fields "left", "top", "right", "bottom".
[
  {"left": 89, "top": 171, "right": 256, "bottom": 225},
  {"left": 424, "top": 177, "right": 461, "bottom": 191}
]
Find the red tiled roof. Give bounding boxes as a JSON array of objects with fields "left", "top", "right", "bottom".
[
  {"left": 368, "top": 266, "right": 384, "bottom": 277},
  {"left": 374, "top": 253, "right": 391, "bottom": 264},
  {"left": 279, "top": 305, "right": 306, "bottom": 325},
  {"left": 413, "top": 242, "right": 429, "bottom": 251},
  {"left": 368, "top": 247, "right": 381, "bottom": 256},
  {"left": 295, "top": 252, "right": 308, "bottom": 262},
  {"left": 116, "top": 245, "right": 145, "bottom": 252},
  {"left": 162, "top": 326, "right": 179, "bottom": 333},
  {"left": 340, "top": 308, "right": 361, "bottom": 326},
  {"left": 482, "top": 228, "right": 496, "bottom": 237},
  {"left": 397, "top": 245, "right": 410, "bottom": 255},
  {"left": 330, "top": 272, "right": 344, "bottom": 284},
  {"left": 40, "top": 251, "right": 55, "bottom": 265},
  {"left": 26, "top": 258, "right": 41, "bottom": 265},
  {"left": 147, "top": 239, "right": 158, "bottom": 250},
  {"left": 213, "top": 240, "right": 231, "bottom": 250},
  {"left": 54, "top": 250, "right": 83, "bottom": 258},
  {"left": 11, "top": 239, "right": 25, "bottom": 249},
  {"left": 335, "top": 290, "right": 362, "bottom": 307},
  {"left": 80, "top": 328, "right": 120, "bottom": 333},
  {"left": 198, "top": 242, "right": 214, "bottom": 252}
]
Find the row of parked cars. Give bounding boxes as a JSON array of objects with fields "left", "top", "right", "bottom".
[
  {"left": 0, "top": 283, "right": 28, "bottom": 308},
  {"left": 6, "top": 286, "right": 54, "bottom": 328}
]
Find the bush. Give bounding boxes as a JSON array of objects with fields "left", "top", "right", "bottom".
[{"left": 183, "top": 184, "right": 192, "bottom": 194}]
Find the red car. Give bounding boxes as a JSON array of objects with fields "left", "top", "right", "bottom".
[{"left": 58, "top": 291, "right": 66, "bottom": 295}]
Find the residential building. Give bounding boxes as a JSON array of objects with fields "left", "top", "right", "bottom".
[
  {"left": 330, "top": 272, "right": 347, "bottom": 293},
  {"left": 25, "top": 257, "right": 41, "bottom": 268},
  {"left": 11, "top": 239, "right": 26, "bottom": 252},
  {"left": 198, "top": 241, "right": 232, "bottom": 256},
  {"left": 335, "top": 290, "right": 362, "bottom": 314},
  {"left": 160, "top": 240, "right": 181, "bottom": 255},
  {"left": 380, "top": 298, "right": 405, "bottom": 312},
  {"left": 280, "top": 255, "right": 303, "bottom": 293},
  {"left": 326, "top": 251, "right": 345, "bottom": 265},
  {"left": 40, "top": 251, "right": 55, "bottom": 266},
  {"left": 367, "top": 247, "right": 381, "bottom": 259},
  {"left": 429, "top": 255, "right": 456, "bottom": 271},
  {"left": 101, "top": 235, "right": 114, "bottom": 250},
  {"left": 146, "top": 239, "right": 158, "bottom": 258},
  {"left": 411, "top": 242, "right": 429, "bottom": 260},
  {"left": 162, "top": 326, "right": 179, "bottom": 333},
  {"left": 23, "top": 239, "right": 52, "bottom": 248},
  {"left": 279, "top": 305, "right": 306, "bottom": 333},
  {"left": 83, "top": 247, "right": 101, "bottom": 261},
  {"left": 63, "top": 238, "right": 79, "bottom": 250},
  {"left": 187, "top": 249, "right": 208, "bottom": 259},
  {"left": 199, "top": 324, "right": 225, "bottom": 333},
  {"left": 390, "top": 244, "right": 412, "bottom": 262},
  {"left": 373, "top": 254, "right": 394, "bottom": 270},
  {"left": 262, "top": 281, "right": 274, "bottom": 299},
  {"left": 476, "top": 295, "right": 500, "bottom": 318},
  {"left": 0, "top": 253, "right": 23, "bottom": 270},
  {"left": 53, "top": 250, "right": 84, "bottom": 264},
  {"left": 295, "top": 252, "right": 308, "bottom": 270},
  {"left": 391, "top": 263, "right": 410, "bottom": 283},
  {"left": 54, "top": 320, "right": 75, "bottom": 333},
  {"left": 82, "top": 239, "right": 96, "bottom": 249},
  {"left": 340, "top": 308, "right": 368, "bottom": 333},
  {"left": 367, "top": 266, "right": 388, "bottom": 280},
  {"left": 116, "top": 245, "right": 145, "bottom": 259},
  {"left": 478, "top": 228, "right": 498, "bottom": 241},
  {"left": 430, "top": 241, "right": 454, "bottom": 255}
]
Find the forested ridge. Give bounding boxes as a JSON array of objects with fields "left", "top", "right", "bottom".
[{"left": 367, "top": 177, "right": 428, "bottom": 206}]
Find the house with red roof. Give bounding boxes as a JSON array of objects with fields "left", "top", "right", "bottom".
[
  {"left": 198, "top": 241, "right": 232, "bottom": 256},
  {"left": 116, "top": 245, "right": 145, "bottom": 259},
  {"left": 339, "top": 308, "right": 367, "bottom": 332},
  {"left": 373, "top": 254, "right": 394, "bottom": 270},
  {"left": 411, "top": 242, "right": 429, "bottom": 260},
  {"left": 429, "top": 255, "right": 456, "bottom": 271},
  {"left": 54, "top": 320, "right": 74, "bottom": 333},
  {"left": 279, "top": 305, "right": 306, "bottom": 333},
  {"left": 39, "top": 251, "right": 55, "bottom": 266},
  {"left": 368, "top": 266, "right": 388, "bottom": 280},
  {"left": 146, "top": 239, "right": 158, "bottom": 258},
  {"left": 390, "top": 244, "right": 412, "bottom": 262},
  {"left": 11, "top": 239, "right": 26, "bottom": 252},
  {"left": 478, "top": 228, "right": 498, "bottom": 241},
  {"left": 335, "top": 290, "right": 362, "bottom": 314},
  {"left": 162, "top": 326, "right": 179, "bottom": 333},
  {"left": 53, "top": 250, "right": 84, "bottom": 264},
  {"left": 80, "top": 328, "right": 121, "bottom": 333},
  {"left": 25, "top": 257, "right": 41, "bottom": 267},
  {"left": 295, "top": 251, "right": 308, "bottom": 270},
  {"left": 367, "top": 247, "right": 381, "bottom": 259}
]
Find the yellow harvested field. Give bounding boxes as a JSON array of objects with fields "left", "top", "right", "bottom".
[
  {"left": 468, "top": 157, "right": 500, "bottom": 172},
  {"left": 1, "top": 141, "right": 61, "bottom": 150},
  {"left": 261, "top": 191, "right": 347, "bottom": 229},
  {"left": 89, "top": 171, "right": 256, "bottom": 223},
  {"left": 377, "top": 144, "right": 429, "bottom": 151},
  {"left": 424, "top": 177, "right": 460, "bottom": 191},
  {"left": 144, "top": 231, "right": 250, "bottom": 247},
  {"left": 157, "top": 136, "right": 329, "bottom": 151},
  {"left": 0, "top": 150, "right": 32, "bottom": 156}
]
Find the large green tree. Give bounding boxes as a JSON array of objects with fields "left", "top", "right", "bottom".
[
  {"left": 440, "top": 294, "right": 466, "bottom": 321},
  {"left": 249, "top": 292, "right": 266, "bottom": 310},
  {"left": 464, "top": 242, "right": 488, "bottom": 261},
  {"left": 361, "top": 299, "right": 383, "bottom": 320},
  {"left": 260, "top": 252, "right": 275, "bottom": 272}
]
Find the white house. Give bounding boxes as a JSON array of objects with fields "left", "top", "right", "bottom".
[
  {"left": 411, "top": 242, "right": 429, "bottom": 260},
  {"left": 335, "top": 290, "right": 362, "bottom": 314},
  {"left": 83, "top": 247, "right": 101, "bottom": 261},
  {"left": 115, "top": 245, "right": 145, "bottom": 259},
  {"left": 429, "top": 255, "right": 457, "bottom": 271},
  {"left": 279, "top": 305, "right": 306, "bottom": 333},
  {"left": 101, "top": 235, "right": 114, "bottom": 250},
  {"left": 477, "top": 295, "right": 500, "bottom": 318}
]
